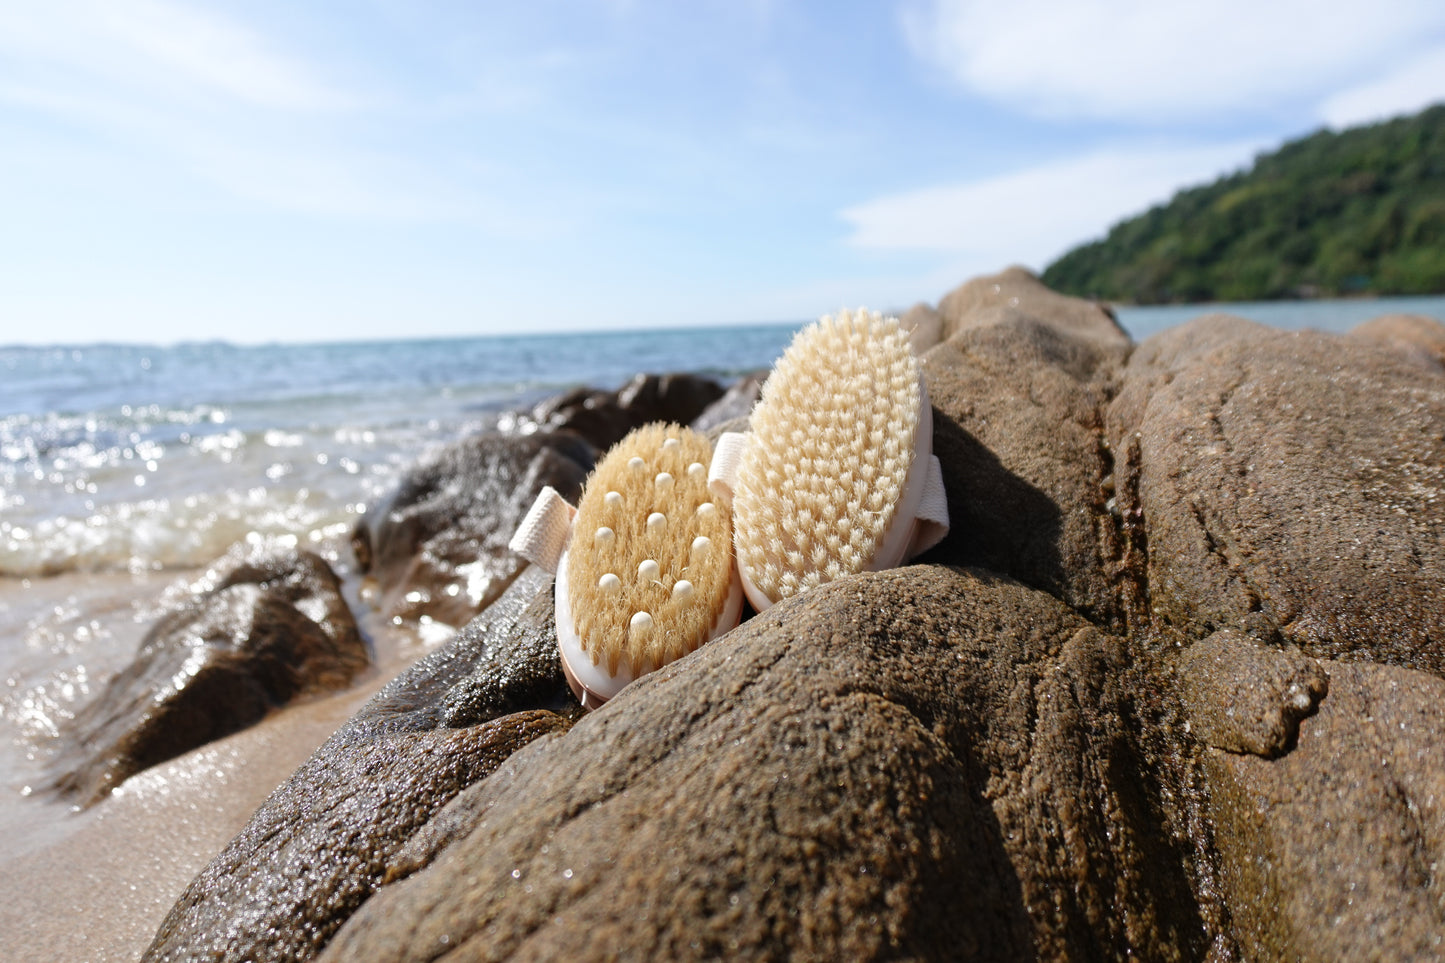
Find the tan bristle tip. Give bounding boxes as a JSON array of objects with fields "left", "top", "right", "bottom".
[
  {"left": 734, "top": 309, "right": 920, "bottom": 603},
  {"left": 565, "top": 423, "right": 735, "bottom": 678}
]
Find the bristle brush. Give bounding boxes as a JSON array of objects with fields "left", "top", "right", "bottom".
[
  {"left": 712, "top": 309, "right": 950, "bottom": 610},
  {"left": 511, "top": 424, "right": 743, "bottom": 709}
]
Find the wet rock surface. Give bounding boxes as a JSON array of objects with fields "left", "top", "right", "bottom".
[
  {"left": 1202, "top": 658, "right": 1445, "bottom": 961},
  {"left": 352, "top": 431, "right": 594, "bottom": 626},
  {"left": 146, "top": 270, "right": 1445, "bottom": 961},
  {"left": 1349, "top": 312, "right": 1445, "bottom": 372},
  {"left": 143, "top": 565, "right": 579, "bottom": 963},
  {"left": 48, "top": 546, "right": 366, "bottom": 807},
  {"left": 1107, "top": 314, "right": 1445, "bottom": 672},
  {"left": 321, "top": 567, "right": 1202, "bottom": 963},
  {"left": 1178, "top": 630, "right": 1329, "bottom": 758},
  {"left": 918, "top": 270, "right": 1132, "bottom": 629},
  {"left": 353, "top": 373, "right": 728, "bottom": 629},
  {"left": 688, "top": 371, "right": 764, "bottom": 433}
]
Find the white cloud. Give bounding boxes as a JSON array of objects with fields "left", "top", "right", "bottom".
[
  {"left": 94, "top": 0, "right": 349, "bottom": 110},
  {"left": 903, "top": 0, "right": 1445, "bottom": 122},
  {"left": 841, "top": 141, "right": 1266, "bottom": 266},
  {"left": 0, "top": 0, "right": 348, "bottom": 111},
  {"left": 1318, "top": 43, "right": 1445, "bottom": 127}
]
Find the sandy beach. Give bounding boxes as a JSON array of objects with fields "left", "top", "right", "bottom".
[{"left": 0, "top": 563, "right": 427, "bottom": 962}]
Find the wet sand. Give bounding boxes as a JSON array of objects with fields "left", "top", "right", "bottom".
[{"left": 0, "top": 568, "right": 431, "bottom": 961}]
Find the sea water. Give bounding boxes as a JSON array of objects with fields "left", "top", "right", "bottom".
[
  {"left": 0, "top": 325, "right": 803, "bottom": 580},
  {"left": 1113, "top": 293, "right": 1445, "bottom": 340}
]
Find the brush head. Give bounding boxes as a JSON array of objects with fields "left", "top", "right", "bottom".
[
  {"left": 559, "top": 423, "right": 741, "bottom": 707},
  {"left": 733, "top": 309, "right": 927, "bottom": 607}
]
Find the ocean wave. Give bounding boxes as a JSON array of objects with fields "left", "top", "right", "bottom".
[{"left": 0, "top": 489, "right": 363, "bottom": 577}]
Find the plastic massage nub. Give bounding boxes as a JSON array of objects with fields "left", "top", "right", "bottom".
[
  {"left": 710, "top": 309, "right": 950, "bottom": 611},
  {"left": 510, "top": 424, "right": 744, "bottom": 710}
]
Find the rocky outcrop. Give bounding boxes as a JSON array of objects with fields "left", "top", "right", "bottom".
[
  {"left": 1188, "top": 638, "right": 1445, "bottom": 961},
  {"left": 48, "top": 547, "right": 366, "bottom": 807},
  {"left": 918, "top": 268, "right": 1132, "bottom": 629},
  {"left": 143, "top": 565, "right": 577, "bottom": 963},
  {"left": 1348, "top": 312, "right": 1445, "bottom": 372},
  {"left": 321, "top": 566, "right": 1204, "bottom": 962},
  {"left": 352, "top": 431, "right": 594, "bottom": 626},
  {"left": 1106, "top": 314, "right": 1445, "bottom": 672},
  {"left": 899, "top": 301, "right": 944, "bottom": 353},
  {"left": 937, "top": 265, "right": 1127, "bottom": 349},
  {"left": 689, "top": 372, "right": 764, "bottom": 433},
  {"left": 147, "top": 269, "right": 1445, "bottom": 961}
]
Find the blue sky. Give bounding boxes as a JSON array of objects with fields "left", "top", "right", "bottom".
[{"left": 2, "top": 0, "right": 1444, "bottom": 345}]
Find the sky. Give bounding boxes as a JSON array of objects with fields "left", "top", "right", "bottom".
[{"left": 1, "top": 0, "right": 1444, "bottom": 345}]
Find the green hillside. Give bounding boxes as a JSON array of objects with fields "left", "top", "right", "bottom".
[{"left": 1041, "top": 105, "right": 1445, "bottom": 303}]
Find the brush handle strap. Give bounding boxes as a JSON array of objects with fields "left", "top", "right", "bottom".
[
  {"left": 708, "top": 431, "right": 749, "bottom": 501},
  {"left": 908, "top": 454, "right": 950, "bottom": 557},
  {"left": 508, "top": 485, "right": 576, "bottom": 574}
]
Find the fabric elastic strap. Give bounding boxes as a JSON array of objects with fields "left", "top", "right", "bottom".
[{"left": 507, "top": 485, "right": 575, "bottom": 573}]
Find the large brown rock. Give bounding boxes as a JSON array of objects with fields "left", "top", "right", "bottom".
[
  {"left": 919, "top": 269, "right": 1133, "bottom": 629},
  {"left": 1188, "top": 635, "right": 1445, "bottom": 960},
  {"left": 1106, "top": 315, "right": 1445, "bottom": 673},
  {"left": 352, "top": 431, "right": 594, "bottom": 626},
  {"left": 899, "top": 300, "right": 944, "bottom": 353},
  {"left": 143, "top": 565, "right": 578, "bottom": 963},
  {"left": 1349, "top": 313, "right": 1445, "bottom": 373},
  {"left": 319, "top": 566, "right": 1207, "bottom": 962},
  {"left": 936, "top": 265, "right": 1126, "bottom": 348},
  {"left": 47, "top": 546, "right": 366, "bottom": 806}
]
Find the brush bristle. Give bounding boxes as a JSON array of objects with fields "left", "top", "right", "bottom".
[
  {"left": 567, "top": 424, "right": 732, "bottom": 675},
  {"left": 734, "top": 309, "right": 920, "bottom": 602}
]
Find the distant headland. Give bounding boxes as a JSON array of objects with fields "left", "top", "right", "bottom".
[{"left": 1043, "top": 103, "right": 1445, "bottom": 303}]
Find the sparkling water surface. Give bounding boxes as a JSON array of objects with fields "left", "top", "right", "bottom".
[{"left": 0, "top": 324, "right": 803, "bottom": 579}]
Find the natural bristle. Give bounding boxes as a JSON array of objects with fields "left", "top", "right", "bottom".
[
  {"left": 567, "top": 424, "right": 732, "bottom": 675},
  {"left": 735, "top": 309, "right": 920, "bottom": 602}
]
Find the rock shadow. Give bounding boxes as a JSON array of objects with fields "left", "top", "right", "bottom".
[{"left": 920, "top": 406, "right": 1068, "bottom": 605}]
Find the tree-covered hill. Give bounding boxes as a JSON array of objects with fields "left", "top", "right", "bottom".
[{"left": 1042, "top": 105, "right": 1445, "bottom": 303}]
